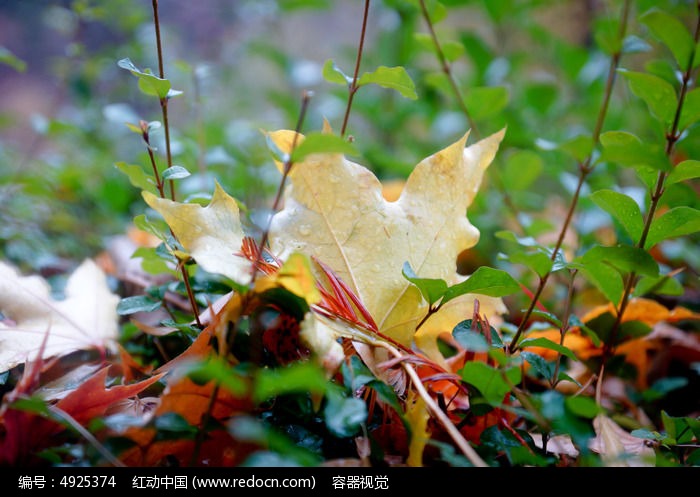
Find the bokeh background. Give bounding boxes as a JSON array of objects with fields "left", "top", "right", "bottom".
[{"left": 1, "top": 0, "right": 697, "bottom": 316}]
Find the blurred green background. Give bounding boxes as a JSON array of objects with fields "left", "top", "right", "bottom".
[{"left": 0, "top": 0, "right": 697, "bottom": 315}]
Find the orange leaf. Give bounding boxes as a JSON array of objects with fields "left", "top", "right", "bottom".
[{"left": 54, "top": 366, "right": 164, "bottom": 427}]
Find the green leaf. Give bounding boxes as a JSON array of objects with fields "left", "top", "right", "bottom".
[
  {"left": 463, "top": 86, "right": 509, "bottom": 120},
  {"left": 453, "top": 319, "right": 504, "bottom": 349},
  {"left": 402, "top": 262, "right": 448, "bottom": 306},
  {"left": 155, "top": 413, "right": 197, "bottom": 436},
  {"left": 342, "top": 356, "right": 402, "bottom": 414},
  {"left": 679, "top": 88, "right": 700, "bottom": 130},
  {"left": 634, "top": 273, "right": 684, "bottom": 297},
  {"left": 406, "top": 0, "right": 447, "bottom": 23},
  {"left": 619, "top": 69, "right": 677, "bottom": 125},
  {"left": 413, "top": 34, "right": 464, "bottom": 62},
  {"left": 133, "top": 214, "right": 168, "bottom": 241},
  {"left": 590, "top": 189, "right": 644, "bottom": 242},
  {"left": 323, "top": 391, "right": 366, "bottom": 438},
  {"left": 183, "top": 358, "right": 249, "bottom": 396},
  {"left": 117, "top": 57, "right": 173, "bottom": 99},
  {"left": 495, "top": 230, "right": 541, "bottom": 248},
  {"left": 530, "top": 310, "right": 563, "bottom": 329},
  {"left": 253, "top": 362, "right": 329, "bottom": 403},
  {"left": 162, "top": 165, "right": 191, "bottom": 181},
  {"left": 322, "top": 59, "right": 350, "bottom": 85},
  {"left": 452, "top": 328, "right": 490, "bottom": 352},
  {"left": 115, "top": 162, "right": 157, "bottom": 194},
  {"left": 357, "top": 65, "right": 417, "bottom": 100},
  {"left": 565, "top": 396, "right": 602, "bottom": 419},
  {"left": 502, "top": 150, "right": 543, "bottom": 191},
  {"left": 521, "top": 351, "right": 555, "bottom": 379},
  {"left": 640, "top": 8, "right": 694, "bottom": 70},
  {"left": 666, "top": 160, "right": 700, "bottom": 185},
  {"left": 116, "top": 295, "right": 162, "bottom": 315},
  {"left": 582, "top": 245, "right": 659, "bottom": 277},
  {"left": 600, "top": 131, "right": 670, "bottom": 171},
  {"left": 424, "top": 71, "right": 451, "bottom": 95},
  {"left": 0, "top": 46, "right": 26, "bottom": 72},
  {"left": 132, "top": 246, "right": 174, "bottom": 276},
  {"left": 291, "top": 132, "right": 359, "bottom": 162},
  {"left": 570, "top": 259, "right": 623, "bottom": 304},
  {"left": 459, "top": 362, "right": 520, "bottom": 406},
  {"left": 519, "top": 337, "right": 578, "bottom": 362},
  {"left": 594, "top": 17, "right": 623, "bottom": 55},
  {"left": 646, "top": 206, "right": 700, "bottom": 248},
  {"left": 559, "top": 135, "right": 594, "bottom": 163},
  {"left": 503, "top": 250, "right": 554, "bottom": 278},
  {"left": 622, "top": 319, "right": 652, "bottom": 341},
  {"left": 442, "top": 266, "right": 521, "bottom": 304},
  {"left": 136, "top": 76, "right": 171, "bottom": 99},
  {"left": 643, "top": 377, "right": 688, "bottom": 403},
  {"left": 228, "top": 416, "right": 321, "bottom": 467}
]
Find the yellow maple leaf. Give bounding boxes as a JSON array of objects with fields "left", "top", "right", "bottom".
[
  {"left": 144, "top": 129, "right": 507, "bottom": 367},
  {"left": 143, "top": 182, "right": 251, "bottom": 285},
  {"left": 267, "top": 128, "right": 507, "bottom": 364}
]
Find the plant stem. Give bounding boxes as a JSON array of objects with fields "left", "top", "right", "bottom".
[
  {"left": 418, "top": 0, "right": 477, "bottom": 137},
  {"left": 150, "top": 0, "right": 201, "bottom": 327},
  {"left": 145, "top": 132, "right": 165, "bottom": 198},
  {"left": 601, "top": 4, "right": 700, "bottom": 365},
  {"left": 48, "top": 404, "right": 126, "bottom": 467},
  {"left": 340, "top": 0, "right": 371, "bottom": 138},
  {"left": 190, "top": 381, "right": 220, "bottom": 467},
  {"left": 373, "top": 340, "right": 488, "bottom": 467},
  {"left": 551, "top": 270, "right": 577, "bottom": 388},
  {"left": 508, "top": 0, "right": 631, "bottom": 354},
  {"left": 251, "top": 91, "right": 312, "bottom": 287},
  {"left": 152, "top": 0, "right": 175, "bottom": 201}
]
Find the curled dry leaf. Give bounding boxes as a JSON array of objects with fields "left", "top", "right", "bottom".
[
  {"left": 0, "top": 259, "right": 120, "bottom": 373},
  {"left": 590, "top": 414, "right": 655, "bottom": 467}
]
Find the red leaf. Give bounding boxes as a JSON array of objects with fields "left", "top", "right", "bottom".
[{"left": 54, "top": 366, "right": 164, "bottom": 426}]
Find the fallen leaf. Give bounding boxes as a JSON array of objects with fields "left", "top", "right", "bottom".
[
  {"left": 0, "top": 365, "right": 163, "bottom": 466},
  {"left": 405, "top": 389, "right": 430, "bottom": 467},
  {"left": 530, "top": 433, "right": 580, "bottom": 458},
  {"left": 143, "top": 182, "right": 251, "bottom": 285},
  {"left": 0, "top": 259, "right": 120, "bottom": 373},
  {"left": 267, "top": 128, "right": 507, "bottom": 363},
  {"left": 581, "top": 297, "right": 700, "bottom": 326},
  {"left": 525, "top": 298, "right": 700, "bottom": 388},
  {"left": 589, "top": 414, "right": 655, "bottom": 466},
  {"left": 144, "top": 128, "right": 508, "bottom": 369},
  {"left": 120, "top": 368, "right": 254, "bottom": 467}
]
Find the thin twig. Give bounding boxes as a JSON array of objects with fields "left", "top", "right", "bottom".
[
  {"left": 418, "top": 0, "right": 478, "bottom": 137},
  {"left": 340, "top": 0, "right": 371, "bottom": 137},
  {"left": 151, "top": 0, "right": 175, "bottom": 201},
  {"left": 47, "top": 404, "right": 126, "bottom": 467},
  {"left": 149, "top": 0, "right": 201, "bottom": 327},
  {"left": 601, "top": 3, "right": 700, "bottom": 366},
  {"left": 251, "top": 91, "right": 312, "bottom": 287},
  {"left": 508, "top": 0, "right": 632, "bottom": 354},
  {"left": 364, "top": 338, "right": 488, "bottom": 467}
]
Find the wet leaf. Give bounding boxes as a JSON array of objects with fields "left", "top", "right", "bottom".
[{"left": 0, "top": 259, "right": 120, "bottom": 373}]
